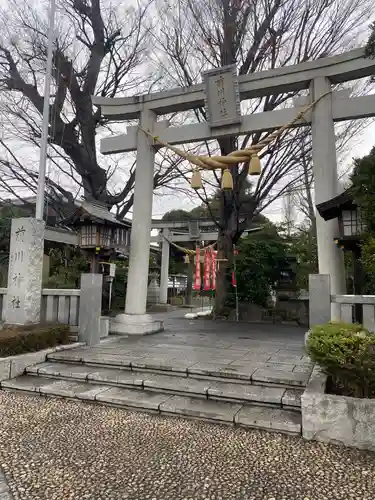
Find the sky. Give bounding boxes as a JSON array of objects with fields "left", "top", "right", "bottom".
[{"left": 265, "top": 120, "right": 375, "bottom": 224}]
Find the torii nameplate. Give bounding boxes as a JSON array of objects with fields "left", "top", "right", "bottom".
[{"left": 203, "top": 65, "right": 242, "bottom": 129}]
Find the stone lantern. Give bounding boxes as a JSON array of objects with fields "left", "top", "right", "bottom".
[
  {"left": 317, "top": 189, "right": 365, "bottom": 249},
  {"left": 317, "top": 188, "right": 365, "bottom": 322},
  {"left": 66, "top": 200, "right": 131, "bottom": 271}
]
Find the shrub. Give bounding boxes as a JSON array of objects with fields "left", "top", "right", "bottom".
[
  {"left": 0, "top": 324, "right": 70, "bottom": 357},
  {"left": 306, "top": 322, "right": 375, "bottom": 398}
]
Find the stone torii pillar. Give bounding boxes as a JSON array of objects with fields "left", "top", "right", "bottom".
[
  {"left": 159, "top": 229, "right": 170, "bottom": 305},
  {"left": 311, "top": 77, "right": 346, "bottom": 320},
  {"left": 110, "top": 109, "right": 163, "bottom": 335}
]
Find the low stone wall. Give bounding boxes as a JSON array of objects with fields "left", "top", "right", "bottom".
[
  {"left": 277, "top": 298, "right": 309, "bottom": 326},
  {"left": 301, "top": 366, "right": 375, "bottom": 452},
  {"left": 225, "top": 300, "right": 308, "bottom": 325},
  {"left": 0, "top": 342, "right": 85, "bottom": 382}
]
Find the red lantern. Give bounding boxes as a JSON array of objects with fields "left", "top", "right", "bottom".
[
  {"left": 203, "top": 248, "right": 211, "bottom": 291},
  {"left": 211, "top": 250, "right": 217, "bottom": 290},
  {"left": 193, "top": 247, "right": 201, "bottom": 290}
]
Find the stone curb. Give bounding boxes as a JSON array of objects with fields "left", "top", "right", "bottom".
[
  {"left": 301, "top": 365, "right": 375, "bottom": 452},
  {"left": 0, "top": 342, "right": 85, "bottom": 382}
]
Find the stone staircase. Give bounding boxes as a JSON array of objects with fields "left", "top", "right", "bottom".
[{"left": 1, "top": 346, "right": 309, "bottom": 436}]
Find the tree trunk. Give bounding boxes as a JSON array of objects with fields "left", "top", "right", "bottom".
[
  {"left": 186, "top": 262, "right": 193, "bottom": 306},
  {"left": 214, "top": 135, "right": 239, "bottom": 316},
  {"left": 215, "top": 231, "right": 234, "bottom": 316}
]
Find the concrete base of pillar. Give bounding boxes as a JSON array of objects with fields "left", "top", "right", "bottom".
[{"left": 109, "top": 313, "right": 164, "bottom": 336}]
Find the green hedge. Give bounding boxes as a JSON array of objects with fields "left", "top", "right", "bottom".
[
  {"left": 0, "top": 324, "right": 70, "bottom": 357},
  {"left": 306, "top": 322, "right": 375, "bottom": 398}
]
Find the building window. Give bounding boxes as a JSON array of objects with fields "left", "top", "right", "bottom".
[
  {"left": 80, "top": 225, "right": 97, "bottom": 247},
  {"left": 113, "top": 228, "right": 129, "bottom": 247},
  {"left": 100, "top": 227, "right": 111, "bottom": 248},
  {"left": 125, "top": 230, "right": 130, "bottom": 247},
  {"left": 341, "top": 209, "right": 365, "bottom": 236}
]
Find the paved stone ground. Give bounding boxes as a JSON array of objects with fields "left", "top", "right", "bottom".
[
  {"left": 159, "top": 312, "right": 307, "bottom": 344},
  {"left": 148, "top": 312, "right": 307, "bottom": 350},
  {"left": 68, "top": 316, "right": 311, "bottom": 379},
  {"left": 1, "top": 391, "right": 375, "bottom": 500}
]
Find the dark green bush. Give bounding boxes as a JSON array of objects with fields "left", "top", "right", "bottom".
[
  {"left": 0, "top": 324, "right": 70, "bottom": 357},
  {"left": 306, "top": 322, "right": 375, "bottom": 398}
]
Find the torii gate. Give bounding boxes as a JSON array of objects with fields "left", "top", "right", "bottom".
[
  {"left": 93, "top": 49, "right": 375, "bottom": 334},
  {"left": 150, "top": 218, "right": 260, "bottom": 305}
]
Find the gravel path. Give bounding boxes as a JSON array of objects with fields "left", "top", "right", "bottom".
[
  {"left": 1, "top": 392, "right": 375, "bottom": 500},
  {"left": 0, "top": 468, "right": 13, "bottom": 500}
]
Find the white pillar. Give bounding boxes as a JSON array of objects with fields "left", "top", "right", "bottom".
[
  {"left": 125, "top": 109, "right": 156, "bottom": 315},
  {"left": 35, "top": 0, "right": 56, "bottom": 220},
  {"left": 311, "top": 77, "right": 346, "bottom": 319},
  {"left": 159, "top": 229, "right": 170, "bottom": 304},
  {"left": 110, "top": 110, "right": 164, "bottom": 334}
]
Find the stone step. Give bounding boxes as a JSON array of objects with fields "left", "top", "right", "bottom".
[
  {"left": 47, "top": 350, "right": 310, "bottom": 389},
  {"left": 26, "top": 362, "right": 303, "bottom": 409},
  {"left": 1, "top": 375, "right": 301, "bottom": 435}
]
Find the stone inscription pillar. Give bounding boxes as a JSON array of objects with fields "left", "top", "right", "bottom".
[{"left": 4, "top": 217, "right": 45, "bottom": 325}]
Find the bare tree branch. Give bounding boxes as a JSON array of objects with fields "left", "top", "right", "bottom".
[{"left": 0, "top": 0, "right": 181, "bottom": 217}]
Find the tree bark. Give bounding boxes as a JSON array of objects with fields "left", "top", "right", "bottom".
[
  {"left": 186, "top": 261, "right": 194, "bottom": 306},
  {"left": 214, "top": 136, "right": 241, "bottom": 316},
  {"left": 215, "top": 231, "right": 234, "bottom": 316}
]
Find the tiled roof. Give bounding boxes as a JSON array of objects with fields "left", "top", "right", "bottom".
[{"left": 77, "top": 200, "right": 131, "bottom": 227}]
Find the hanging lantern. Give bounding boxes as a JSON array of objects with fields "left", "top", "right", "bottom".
[
  {"left": 191, "top": 170, "right": 202, "bottom": 190},
  {"left": 184, "top": 254, "right": 190, "bottom": 264},
  {"left": 249, "top": 155, "right": 261, "bottom": 176},
  {"left": 221, "top": 169, "right": 233, "bottom": 190},
  {"left": 193, "top": 247, "right": 201, "bottom": 290},
  {"left": 203, "top": 249, "right": 212, "bottom": 291},
  {"left": 211, "top": 250, "right": 217, "bottom": 290}
]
